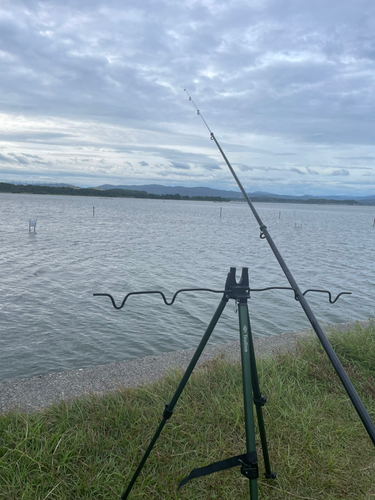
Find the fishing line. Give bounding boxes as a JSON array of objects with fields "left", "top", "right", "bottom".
[{"left": 184, "top": 89, "right": 212, "bottom": 135}]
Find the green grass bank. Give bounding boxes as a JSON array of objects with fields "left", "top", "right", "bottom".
[{"left": 1, "top": 322, "right": 374, "bottom": 499}]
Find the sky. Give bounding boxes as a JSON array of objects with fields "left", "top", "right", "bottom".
[{"left": 1, "top": 0, "right": 375, "bottom": 196}]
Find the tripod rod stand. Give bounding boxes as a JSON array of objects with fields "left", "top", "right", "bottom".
[{"left": 120, "top": 267, "right": 275, "bottom": 500}]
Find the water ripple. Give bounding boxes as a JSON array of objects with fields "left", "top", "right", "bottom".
[{"left": 0, "top": 193, "right": 374, "bottom": 382}]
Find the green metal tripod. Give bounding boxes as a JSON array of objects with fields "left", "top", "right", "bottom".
[{"left": 120, "top": 267, "right": 276, "bottom": 499}]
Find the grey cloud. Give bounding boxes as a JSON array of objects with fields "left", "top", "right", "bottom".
[
  {"left": 247, "top": 176, "right": 285, "bottom": 182},
  {"left": 37, "top": 160, "right": 51, "bottom": 165},
  {"left": 170, "top": 161, "right": 190, "bottom": 170},
  {"left": 22, "top": 153, "right": 43, "bottom": 160},
  {"left": 289, "top": 168, "right": 305, "bottom": 175},
  {"left": 202, "top": 163, "right": 221, "bottom": 171},
  {"left": 306, "top": 167, "right": 319, "bottom": 175},
  {"left": 260, "top": 166, "right": 286, "bottom": 172},
  {"left": 139, "top": 161, "right": 149, "bottom": 166},
  {"left": 0, "top": 153, "right": 15, "bottom": 163},
  {"left": 331, "top": 169, "right": 350, "bottom": 176},
  {"left": 237, "top": 164, "right": 253, "bottom": 171}
]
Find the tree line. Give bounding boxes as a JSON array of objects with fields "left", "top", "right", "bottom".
[{"left": 0, "top": 182, "right": 231, "bottom": 202}]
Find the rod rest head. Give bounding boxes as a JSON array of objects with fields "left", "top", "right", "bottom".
[{"left": 225, "top": 267, "right": 250, "bottom": 303}]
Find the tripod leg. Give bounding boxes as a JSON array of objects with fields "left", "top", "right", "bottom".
[
  {"left": 238, "top": 302, "right": 259, "bottom": 500},
  {"left": 120, "top": 295, "right": 229, "bottom": 499},
  {"left": 246, "top": 306, "right": 276, "bottom": 480}
]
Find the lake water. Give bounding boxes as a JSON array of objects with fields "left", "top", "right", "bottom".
[{"left": 0, "top": 193, "right": 374, "bottom": 382}]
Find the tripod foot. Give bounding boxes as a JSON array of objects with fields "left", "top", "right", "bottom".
[{"left": 265, "top": 471, "right": 277, "bottom": 479}]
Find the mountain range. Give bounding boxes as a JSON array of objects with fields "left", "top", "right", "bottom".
[{"left": 97, "top": 184, "right": 375, "bottom": 204}]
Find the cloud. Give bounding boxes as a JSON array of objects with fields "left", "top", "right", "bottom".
[
  {"left": 237, "top": 164, "right": 253, "bottom": 171},
  {"left": 9, "top": 153, "right": 30, "bottom": 164},
  {"left": 290, "top": 167, "right": 306, "bottom": 175},
  {"left": 331, "top": 168, "right": 350, "bottom": 176},
  {"left": 0, "top": 0, "right": 374, "bottom": 195},
  {"left": 0, "top": 153, "right": 14, "bottom": 163},
  {"left": 202, "top": 163, "right": 221, "bottom": 170},
  {"left": 22, "top": 153, "right": 43, "bottom": 160},
  {"left": 0, "top": 132, "right": 73, "bottom": 143},
  {"left": 170, "top": 161, "right": 190, "bottom": 170},
  {"left": 306, "top": 167, "right": 319, "bottom": 175}
]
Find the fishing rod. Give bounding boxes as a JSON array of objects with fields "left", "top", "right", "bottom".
[{"left": 184, "top": 89, "right": 375, "bottom": 446}]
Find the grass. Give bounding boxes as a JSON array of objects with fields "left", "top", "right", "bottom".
[{"left": 1, "top": 321, "right": 374, "bottom": 499}]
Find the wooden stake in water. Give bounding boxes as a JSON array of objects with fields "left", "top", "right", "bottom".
[
  {"left": 220, "top": 207, "right": 222, "bottom": 218},
  {"left": 93, "top": 206, "right": 95, "bottom": 217}
]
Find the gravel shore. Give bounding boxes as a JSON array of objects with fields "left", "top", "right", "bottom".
[{"left": 0, "top": 320, "right": 371, "bottom": 414}]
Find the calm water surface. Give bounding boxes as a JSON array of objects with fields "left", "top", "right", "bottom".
[{"left": 0, "top": 193, "right": 374, "bottom": 382}]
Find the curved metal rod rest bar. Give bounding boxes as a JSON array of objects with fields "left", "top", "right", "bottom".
[
  {"left": 93, "top": 288, "right": 225, "bottom": 309},
  {"left": 93, "top": 287, "right": 351, "bottom": 309},
  {"left": 302, "top": 290, "right": 352, "bottom": 304},
  {"left": 251, "top": 287, "right": 352, "bottom": 303}
]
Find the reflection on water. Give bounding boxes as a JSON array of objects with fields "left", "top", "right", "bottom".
[{"left": 0, "top": 193, "right": 374, "bottom": 382}]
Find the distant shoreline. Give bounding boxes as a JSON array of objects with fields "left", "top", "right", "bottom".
[
  {"left": 0, "top": 183, "right": 231, "bottom": 203},
  {"left": 1, "top": 182, "right": 372, "bottom": 205}
]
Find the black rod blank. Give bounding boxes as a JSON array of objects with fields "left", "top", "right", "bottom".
[
  {"left": 184, "top": 86, "right": 375, "bottom": 445},
  {"left": 209, "top": 131, "right": 375, "bottom": 446}
]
